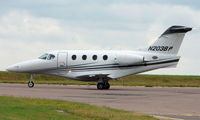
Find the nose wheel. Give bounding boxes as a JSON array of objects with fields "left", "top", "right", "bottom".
[
  {"left": 28, "top": 74, "right": 34, "bottom": 88},
  {"left": 28, "top": 81, "right": 34, "bottom": 88}
]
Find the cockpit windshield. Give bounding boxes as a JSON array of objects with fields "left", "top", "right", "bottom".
[
  {"left": 47, "top": 54, "right": 55, "bottom": 60},
  {"left": 39, "top": 53, "right": 48, "bottom": 60},
  {"left": 39, "top": 53, "right": 55, "bottom": 60}
]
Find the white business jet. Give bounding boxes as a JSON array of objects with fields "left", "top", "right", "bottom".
[{"left": 7, "top": 26, "right": 192, "bottom": 89}]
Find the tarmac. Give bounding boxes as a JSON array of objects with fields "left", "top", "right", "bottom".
[{"left": 0, "top": 83, "right": 200, "bottom": 120}]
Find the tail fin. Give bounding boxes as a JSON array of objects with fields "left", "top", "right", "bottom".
[{"left": 146, "top": 26, "right": 192, "bottom": 55}]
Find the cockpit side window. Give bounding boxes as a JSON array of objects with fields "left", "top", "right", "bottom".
[
  {"left": 39, "top": 53, "right": 48, "bottom": 60},
  {"left": 47, "top": 54, "right": 55, "bottom": 60}
]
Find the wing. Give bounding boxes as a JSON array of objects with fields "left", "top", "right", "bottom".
[{"left": 76, "top": 74, "right": 111, "bottom": 82}]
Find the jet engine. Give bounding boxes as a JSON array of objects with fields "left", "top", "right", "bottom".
[{"left": 116, "top": 54, "right": 144, "bottom": 65}]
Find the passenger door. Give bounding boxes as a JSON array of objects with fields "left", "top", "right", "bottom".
[{"left": 57, "top": 52, "right": 67, "bottom": 69}]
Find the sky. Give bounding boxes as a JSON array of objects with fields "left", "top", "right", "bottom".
[{"left": 0, "top": 0, "right": 200, "bottom": 75}]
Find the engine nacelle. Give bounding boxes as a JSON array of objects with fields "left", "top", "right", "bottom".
[{"left": 116, "top": 54, "right": 144, "bottom": 65}]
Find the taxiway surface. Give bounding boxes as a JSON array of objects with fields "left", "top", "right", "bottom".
[{"left": 0, "top": 83, "right": 200, "bottom": 119}]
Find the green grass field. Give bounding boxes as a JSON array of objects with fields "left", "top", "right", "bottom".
[
  {"left": 0, "top": 96, "right": 157, "bottom": 120},
  {"left": 1, "top": 71, "right": 200, "bottom": 87}
]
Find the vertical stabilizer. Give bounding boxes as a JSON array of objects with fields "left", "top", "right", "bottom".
[{"left": 146, "top": 26, "right": 192, "bottom": 55}]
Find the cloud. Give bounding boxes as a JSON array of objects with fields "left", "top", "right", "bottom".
[
  {"left": 0, "top": 10, "right": 102, "bottom": 70},
  {"left": 0, "top": 11, "right": 72, "bottom": 42},
  {"left": 0, "top": 2, "right": 200, "bottom": 75}
]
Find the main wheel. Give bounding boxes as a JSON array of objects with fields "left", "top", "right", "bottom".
[
  {"left": 97, "top": 83, "right": 104, "bottom": 90},
  {"left": 28, "top": 81, "right": 34, "bottom": 88},
  {"left": 104, "top": 83, "right": 110, "bottom": 89}
]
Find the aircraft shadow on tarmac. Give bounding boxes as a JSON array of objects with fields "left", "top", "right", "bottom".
[{"left": 34, "top": 85, "right": 151, "bottom": 92}]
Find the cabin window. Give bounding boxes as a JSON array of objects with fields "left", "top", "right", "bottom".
[
  {"left": 92, "top": 55, "right": 97, "bottom": 60},
  {"left": 103, "top": 55, "right": 108, "bottom": 60},
  {"left": 82, "top": 55, "right": 87, "bottom": 60},
  {"left": 72, "top": 55, "right": 76, "bottom": 60}
]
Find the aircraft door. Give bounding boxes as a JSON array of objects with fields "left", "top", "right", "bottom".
[{"left": 57, "top": 52, "right": 67, "bottom": 69}]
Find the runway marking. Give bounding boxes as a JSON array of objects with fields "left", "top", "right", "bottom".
[
  {"left": 153, "top": 115, "right": 184, "bottom": 120},
  {"left": 153, "top": 114, "right": 200, "bottom": 120}
]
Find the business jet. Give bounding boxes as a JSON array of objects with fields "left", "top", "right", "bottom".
[{"left": 7, "top": 26, "right": 192, "bottom": 89}]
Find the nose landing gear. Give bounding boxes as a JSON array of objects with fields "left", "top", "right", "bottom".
[{"left": 28, "top": 74, "right": 34, "bottom": 88}]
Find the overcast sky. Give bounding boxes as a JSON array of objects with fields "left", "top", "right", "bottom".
[{"left": 0, "top": 0, "right": 200, "bottom": 75}]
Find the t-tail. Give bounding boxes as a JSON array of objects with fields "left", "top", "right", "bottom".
[{"left": 146, "top": 26, "right": 192, "bottom": 55}]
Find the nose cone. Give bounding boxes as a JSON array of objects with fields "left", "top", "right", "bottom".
[
  {"left": 6, "top": 59, "right": 49, "bottom": 73},
  {"left": 6, "top": 65, "right": 20, "bottom": 72}
]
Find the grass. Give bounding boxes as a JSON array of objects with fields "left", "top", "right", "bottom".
[
  {"left": 1, "top": 71, "right": 200, "bottom": 87},
  {"left": 110, "top": 74, "right": 200, "bottom": 87},
  {"left": 0, "top": 96, "right": 157, "bottom": 120}
]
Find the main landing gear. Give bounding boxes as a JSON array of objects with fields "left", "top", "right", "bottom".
[
  {"left": 28, "top": 74, "right": 34, "bottom": 88},
  {"left": 97, "top": 82, "right": 110, "bottom": 90},
  {"left": 97, "top": 78, "right": 110, "bottom": 90}
]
